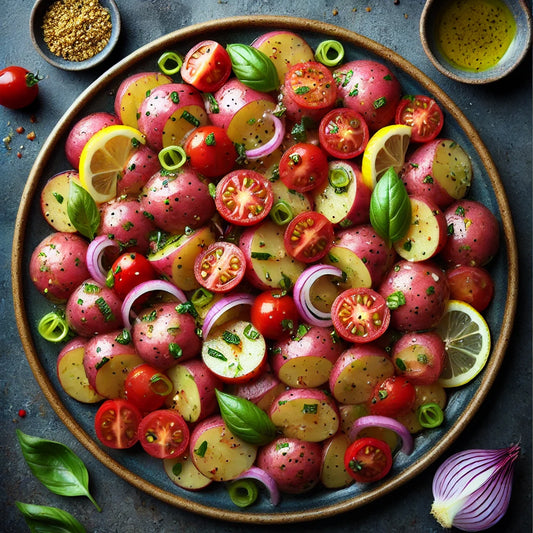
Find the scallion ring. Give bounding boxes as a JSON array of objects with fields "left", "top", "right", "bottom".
[
  {"left": 38, "top": 311, "right": 70, "bottom": 343},
  {"left": 315, "top": 40, "right": 345, "bottom": 67},
  {"left": 417, "top": 402, "right": 444, "bottom": 428},
  {"left": 228, "top": 479, "right": 259, "bottom": 507},
  {"left": 158, "top": 51, "right": 183, "bottom": 75},
  {"left": 191, "top": 287, "right": 214, "bottom": 308},
  {"left": 270, "top": 200, "right": 294, "bottom": 225},
  {"left": 158, "top": 145, "right": 187, "bottom": 172},
  {"left": 328, "top": 167, "right": 351, "bottom": 189}
]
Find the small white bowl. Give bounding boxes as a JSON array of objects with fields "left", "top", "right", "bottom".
[
  {"left": 30, "top": 0, "right": 121, "bottom": 71},
  {"left": 420, "top": 0, "right": 531, "bottom": 84}
]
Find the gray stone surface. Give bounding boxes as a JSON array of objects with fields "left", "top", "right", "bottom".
[{"left": 1, "top": 1, "right": 531, "bottom": 531}]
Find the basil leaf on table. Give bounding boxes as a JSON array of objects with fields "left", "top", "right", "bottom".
[
  {"left": 16, "top": 430, "right": 101, "bottom": 511},
  {"left": 215, "top": 390, "right": 276, "bottom": 445},
  {"left": 226, "top": 43, "right": 279, "bottom": 92},
  {"left": 16, "top": 502, "right": 87, "bottom": 533},
  {"left": 67, "top": 180, "right": 100, "bottom": 240},
  {"left": 369, "top": 166, "right": 411, "bottom": 245}
]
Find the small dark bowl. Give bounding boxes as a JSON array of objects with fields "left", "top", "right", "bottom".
[
  {"left": 30, "top": 0, "right": 121, "bottom": 71},
  {"left": 420, "top": 0, "right": 531, "bottom": 84}
]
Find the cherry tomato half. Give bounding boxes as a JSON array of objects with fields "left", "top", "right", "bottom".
[
  {"left": 94, "top": 399, "right": 142, "bottom": 449},
  {"left": 446, "top": 265, "right": 495, "bottom": 312},
  {"left": 181, "top": 40, "right": 232, "bottom": 93},
  {"left": 107, "top": 252, "right": 156, "bottom": 300},
  {"left": 331, "top": 287, "right": 391, "bottom": 343},
  {"left": 318, "top": 108, "right": 370, "bottom": 159},
  {"left": 138, "top": 409, "right": 190, "bottom": 459},
  {"left": 344, "top": 437, "right": 393, "bottom": 483},
  {"left": 124, "top": 364, "right": 174, "bottom": 413},
  {"left": 283, "top": 211, "right": 334, "bottom": 263},
  {"left": 368, "top": 376, "right": 416, "bottom": 418},
  {"left": 194, "top": 241, "right": 246, "bottom": 292},
  {"left": 278, "top": 143, "right": 329, "bottom": 193},
  {"left": 250, "top": 289, "right": 299, "bottom": 339},
  {"left": 395, "top": 95, "right": 444, "bottom": 143},
  {"left": 184, "top": 125, "right": 237, "bottom": 178},
  {"left": 0, "top": 66, "right": 41, "bottom": 109},
  {"left": 215, "top": 169, "right": 274, "bottom": 226}
]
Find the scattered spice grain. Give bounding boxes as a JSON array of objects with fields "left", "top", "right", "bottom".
[{"left": 42, "top": 0, "right": 113, "bottom": 62}]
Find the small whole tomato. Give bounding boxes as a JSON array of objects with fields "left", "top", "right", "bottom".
[
  {"left": 124, "top": 364, "right": 174, "bottom": 413},
  {"left": 368, "top": 376, "right": 416, "bottom": 417},
  {"left": 0, "top": 66, "right": 41, "bottom": 109},
  {"left": 107, "top": 252, "right": 156, "bottom": 300},
  {"left": 250, "top": 289, "right": 300, "bottom": 339}
]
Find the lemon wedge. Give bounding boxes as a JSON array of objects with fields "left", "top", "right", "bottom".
[
  {"left": 361, "top": 124, "right": 411, "bottom": 189},
  {"left": 435, "top": 300, "right": 491, "bottom": 388},
  {"left": 79, "top": 125, "right": 146, "bottom": 203}
]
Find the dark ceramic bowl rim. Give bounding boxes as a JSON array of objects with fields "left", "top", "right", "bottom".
[
  {"left": 420, "top": 0, "right": 532, "bottom": 84},
  {"left": 12, "top": 15, "right": 518, "bottom": 524},
  {"left": 29, "top": 0, "right": 121, "bottom": 71}
]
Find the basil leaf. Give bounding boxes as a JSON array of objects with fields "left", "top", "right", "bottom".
[
  {"left": 67, "top": 181, "right": 100, "bottom": 240},
  {"left": 16, "top": 430, "right": 101, "bottom": 511},
  {"left": 16, "top": 502, "right": 86, "bottom": 533},
  {"left": 226, "top": 43, "right": 279, "bottom": 92},
  {"left": 369, "top": 166, "right": 411, "bottom": 245},
  {"left": 215, "top": 390, "right": 276, "bottom": 445}
]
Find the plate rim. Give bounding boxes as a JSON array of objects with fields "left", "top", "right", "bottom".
[{"left": 11, "top": 15, "right": 519, "bottom": 524}]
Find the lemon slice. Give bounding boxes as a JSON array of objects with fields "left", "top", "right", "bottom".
[
  {"left": 435, "top": 300, "right": 491, "bottom": 388},
  {"left": 79, "top": 125, "right": 146, "bottom": 203},
  {"left": 361, "top": 124, "right": 411, "bottom": 189}
]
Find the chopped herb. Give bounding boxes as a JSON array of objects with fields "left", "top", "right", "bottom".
[
  {"left": 387, "top": 291, "right": 406, "bottom": 310},
  {"left": 302, "top": 403, "right": 318, "bottom": 414},
  {"left": 243, "top": 324, "right": 260, "bottom": 340},
  {"left": 207, "top": 347, "right": 227, "bottom": 361},
  {"left": 194, "top": 440, "right": 208, "bottom": 457},
  {"left": 181, "top": 110, "right": 200, "bottom": 127},
  {"left": 169, "top": 343, "right": 183, "bottom": 359},
  {"left": 395, "top": 358, "right": 407, "bottom": 371},
  {"left": 222, "top": 330, "right": 241, "bottom": 345},
  {"left": 95, "top": 297, "right": 114, "bottom": 322}
]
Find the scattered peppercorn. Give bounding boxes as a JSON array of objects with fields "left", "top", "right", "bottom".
[
  {"left": 332, "top": 8, "right": 338, "bottom": 16},
  {"left": 42, "top": 0, "right": 113, "bottom": 62},
  {"left": 18, "top": 409, "right": 27, "bottom": 418}
]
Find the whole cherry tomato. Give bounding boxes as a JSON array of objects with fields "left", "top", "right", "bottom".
[
  {"left": 250, "top": 289, "right": 299, "bottom": 339},
  {"left": 107, "top": 252, "right": 156, "bottom": 300},
  {"left": 124, "top": 364, "right": 174, "bottom": 413},
  {"left": 278, "top": 143, "right": 329, "bottom": 193},
  {"left": 0, "top": 66, "right": 41, "bottom": 109},
  {"left": 368, "top": 376, "right": 416, "bottom": 417}
]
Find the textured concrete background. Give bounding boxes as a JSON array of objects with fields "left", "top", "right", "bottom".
[{"left": 1, "top": 1, "right": 531, "bottom": 531}]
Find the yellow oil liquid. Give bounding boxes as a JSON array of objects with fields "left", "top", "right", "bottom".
[{"left": 436, "top": 0, "right": 516, "bottom": 72}]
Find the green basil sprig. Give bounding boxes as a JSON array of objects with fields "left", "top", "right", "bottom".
[
  {"left": 215, "top": 390, "right": 276, "bottom": 445},
  {"left": 16, "top": 502, "right": 86, "bottom": 533},
  {"left": 369, "top": 166, "right": 411, "bottom": 245},
  {"left": 16, "top": 430, "right": 101, "bottom": 511},
  {"left": 67, "top": 181, "right": 100, "bottom": 240},
  {"left": 226, "top": 44, "right": 279, "bottom": 92}
]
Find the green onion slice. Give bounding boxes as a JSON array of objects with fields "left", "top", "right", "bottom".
[
  {"left": 228, "top": 479, "right": 259, "bottom": 508},
  {"left": 38, "top": 311, "right": 70, "bottom": 343},
  {"left": 158, "top": 51, "right": 183, "bottom": 75},
  {"left": 158, "top": 145, "right": 187, "bottom": 172},
  {"left": 270, "top": 200, "right": 294, "bottom": 225},
  {"left": 417, "top": 403, "right": 445, "bottom": 429},
  {"left": 315, "top": 40, "right": 345, "bottom": 67},
  {"left": 328, "top": 167, "right": 351, "bottom": 189}
]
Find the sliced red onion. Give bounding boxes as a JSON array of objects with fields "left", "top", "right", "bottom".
[
  {"left": 431, "top": 444, "right": 520, "bottom": 531},
  {"left": 86, "top": 235, "right": 119, "bottom": 285},
  {"left": 349, "top": 415, "right": 414, "bottom": 456},
  {"left": 236, "top": 466, "right": 280, "bottom": 505},
  {"left": 202, "top": 293, "right": 255, "bottom": 339},
  {"left": 245, "top": 113, "right": 285, "bottom": 160},
  {"left": 121, "top": 279, "right": 187, "bottom": 328},
  {"left": 293, "top": 264, "right": 343, "bottom": 327}
]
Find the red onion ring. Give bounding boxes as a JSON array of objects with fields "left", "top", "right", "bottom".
[
  {"left": 121, "top": 279, "right": 187, "bottom": 328},
  {"left": 236, "top": 466, "right": 280, "bottom": 505},
  {"left": 245, "top": 113, "right": 285, "bottom": 160},
  {"left": 349, "top": 415, "right": 414, "bottom": 456},
  {"left": 293, "top": 264, "right": 343, "bottom": 327},
  {"left": 202, "top": 293, "right": 255, "bottom": 339},
  {"left": 86, "top": 235, "right": 118, "bottom": 285}
]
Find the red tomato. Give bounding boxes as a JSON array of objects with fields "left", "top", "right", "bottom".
[
  {"left": 0, "top": 66, "right": 41, "bottom": 109},
  {"left": 318, "top": 108, "right": 369, "bottom": 159},
  {"left": 278, "top": 143, "right": 329, "bottom": 193},
  {"left": 446, "top": 265, "right": 495, "bottom": 312},
  {"left": 344, "top": 437, "right": 393, "bottom": 483},
  {"left": 284, "top": 61, "right": 337, "bottom": 111},
  {"left": 215, "top": 169, "right": 274, "bottom": 226},
  {"left": 395, "top": 95, "right": 444, "bottom": 143},
  {"left": 250, "top": 289, "right": 299, "bottom": 339},
  {"left": 283, "top": 211, "right": 334, "bottom": 263},
  {"left": 194, "top": 241, "right": 246, "bottom": 292},
  {"left": 181, "top": 40, "right": 232, "bottom": 93},
  {"left": 184, "top": 125, "right": 237, "bottom": 178},
  {"left": 138, "top": 409, "right": 190, "bottom": 459},
  {"left": 108, "top": 252, "right": 156, "bottom": 300},
  {"left": 124, "top": 364, "right": 174, "bottom": 413},
  {"left": 94, "top": 399, "right": 142, "bottom": 449},
  {"left": 331, "top": 287, "right": 391, "bottom": 343},
  {"left": 368, "top": 376, "right": 416, "bottom": 417}
]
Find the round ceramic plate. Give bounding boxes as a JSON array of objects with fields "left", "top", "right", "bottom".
[{"left": 12, "top": 16, "right": 518, "bottom": 524}]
